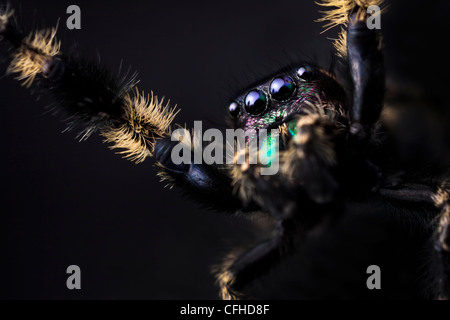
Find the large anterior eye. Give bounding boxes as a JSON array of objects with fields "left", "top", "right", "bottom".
[
  {"left": 244, "top": 89, "right": 267, "bottom": 115},
  {"left": 269, "top": 76, "right": 296, "bottom": 101}
]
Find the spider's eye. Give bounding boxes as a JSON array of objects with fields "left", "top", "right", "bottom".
[
  {"left": 228, "top": 101, "right": 240, "bottom": 118},
  {"left": 297, "top": 65, "right": 313, "bottom": 81},
  {"left": 244, "top": 89, "right": 267, "bottom": 115},
  {"left": 269, "top": 76, "right": 296, "bottom": 101}
]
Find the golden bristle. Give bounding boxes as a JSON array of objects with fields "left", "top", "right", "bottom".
[
  {"left": 333, "top": 27, "right": 348, "bottom": 58},
  {"left": 101, "top": 88, "right": 178, "bottom": 163},
  {"left": 316, "top": 0, "right": 384, "bottom": 31},
  {"left": 0, "top": 7, "right": 14, "bottom": 26},
  {"left": 316, "top": 0, "right": 384, "bottom": 58},
  {"left": 155, "top": 162, "right": 176, "bottom": 189},
  {"left": 216, "top": 270, "right": 239, "bottom": 300},
  {"left": 229, "top": 147, "right": 261, "bottom": 204},
  {"left": 8, "top": 28, "right": 61, "bottom": 87},
  {"left": 433, "top": 186, "right": 450, "bottom": 253},
  {"left": 434, "top": 187, "right": 450, "bottom": 208},
  {"left": 213, "top": 250, "right": 243, "bottom": 300}
]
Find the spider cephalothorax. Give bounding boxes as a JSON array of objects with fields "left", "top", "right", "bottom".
[
  {"left": 227, "top": 65, "right": 346, "bottom": 132},
  {"left": 1, "top": 0, "right": 449, "bottom": 300}
]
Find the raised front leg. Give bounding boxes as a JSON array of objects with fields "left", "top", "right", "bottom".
[
  {"left": 0, "top": 6, "right": 247, "bottom": 215},
  {"left": 347, "top": 5, "right": 385, "bottom": 143}
]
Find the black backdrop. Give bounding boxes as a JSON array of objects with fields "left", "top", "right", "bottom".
[{"left": 0, "top": 0, "right": 448, "bottom": 299}]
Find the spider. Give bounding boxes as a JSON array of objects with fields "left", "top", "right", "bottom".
[{"left": 1, "top": 0, "right": 449, "bottom": 299}]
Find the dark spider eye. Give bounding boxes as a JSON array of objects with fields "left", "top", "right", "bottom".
[
  {"left": 269, "top": 76, "right": 296, "bottom": 101},
  {"left": 244, "top": 90, "right": 267, "bottom": 115},
  {"left": 297, "top": 65, "right": 313, "bottom": 81},
  {"left": 228, "top": 101, "right": 240, "bottom": 118}
]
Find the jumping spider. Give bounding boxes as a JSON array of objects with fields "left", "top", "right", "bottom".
[{"left": 1, "top": 0, "right": 449, "bottom": 299}]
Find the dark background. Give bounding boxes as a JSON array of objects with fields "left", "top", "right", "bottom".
[{"left": 0, "top": 0, "right": 448, "bottom": 299}]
